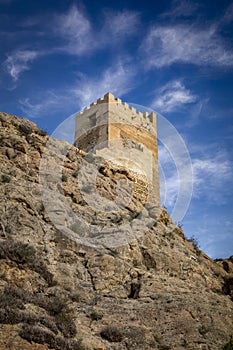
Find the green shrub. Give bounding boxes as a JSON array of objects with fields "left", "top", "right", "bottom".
[
  {"left": 69, "top": 291, "right": 81, "bottom": 303},
  {"left": 32, "top": 260, "right": 55, "bottom": 286},
  {"left": 55, "top": 311, "right": 77, "bottom": 337},
  {"left": 0, "top": 240, "right": 55, "bottom": 286},
  {"left": 90, "top": 310, "right": 103, "bottom": 321},
  {"left": 36, "top": 202, "right": 45, "bottom": 214},
  {"left": 62, "top": 174, "right": 68, "bottom": 182},
  {"left": 31, "top": 292, "right": 77, "bottom": 337},
  {"left": 37, "top": 129, "right": 47, "bottom": 136},
  {"left": 19, "top": 324, "right": 56, "bottom": 347},
  {"left": 0, "top": 308, "right": 23, "bottom": 324},
  {"left": 224, "top": 336, "right": 233, "bottom": 350},
  {"left": 100, "top": 326, "right": 123, "bottom": 342},
  {"left": 0, "top": 308, "right": 57, "bottom": 331},
  {"left": 187, "top": 235, "right": 199, "bottom": 246},
  {"left": 187, "top": 235, "right": 202, "bottom": 256},
  {"left": 25, "top": 313, "right": 58, "bottom": 334},
  {"left": 198, "top": 325, "right": 210, "bottom": 335},
  {"left": 18, "top": 123, "right": 33, "bottom": 136},
  {"left": 31, "top": 293, "right": 66, "bottom": 315},
  {"left": 0, "top": 285, "right": 29, "bottom": 309},
  {"left": 1, "top": 174, "right": 11, "bottom": 183},
  {"left": 19, "top": 324, "right": 82, "bottom": 350},
  {"left": 0, "top": 240, "right": 36, "bottom": 263},
  {"left": 72, "top": 170, "right": 79, "bottom": 178},
  {"left": 0, "top": 283, "right": 78, "bottom": 348}
]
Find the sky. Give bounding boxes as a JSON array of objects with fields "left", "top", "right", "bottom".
[{"left": 0, "top": 0, "right": 233, "bottom": 258}]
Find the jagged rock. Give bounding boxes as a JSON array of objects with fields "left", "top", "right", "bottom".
[{"left": 0, "top": 112, "right": 232, "bottom": 350}]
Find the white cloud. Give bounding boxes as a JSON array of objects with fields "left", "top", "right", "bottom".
[
  {"left": 102, "top": 10, "right": 139, "bottom": 40},
  {"left": 192, "top": 152, "right": 232, "bottom": 202},
  {"left": 2, "top": 6, "right": 139, "bottom": 87},
  {"left": 159, "top": 139, "right": 233, "bottom": 259},
  {"left": 152, "top": 80, "right": 197, "bottom": 112},
  {"left": 19, "top": 91, "right": 76, "bottom": 118},
  {"left": 184, "top": 214, "right": 233, "bottom": 258},
  {"left": 53, "top": 5, "right": 140, "bottom": 55},
  {"left": 159, "top": 143, "right": 232, "bottom": 209},
  {"left": 184, "top": 99, "right": 209, "bottom": 128},
  {"left": 221, "top": 3, "right": 233, "bottom": 25},
  {"left": 142, "top": 24, "right": 233, "bottom": 68},
  {"left": 54, "top": 5, "right": 92, "bottom": 55},
  {"left": 161, "top": 0, "right": 199, "bottom": 18},
  {"left": 72, "top": 62, "right": 135, "bottom": 108},
  {"left": 19, "top": 62, "right": 136, "bottom": 117},
  {"left": 3, "top": 50, "right": 39, "bottom": 82}
]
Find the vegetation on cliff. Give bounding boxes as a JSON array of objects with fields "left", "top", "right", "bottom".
[{"left": 0, "top": 112, "right": 232, "bottom": 350}]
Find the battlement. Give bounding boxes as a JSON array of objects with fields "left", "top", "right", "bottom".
[
  {"left": 75, "top": 92, "right": 160, "bottom": 207},
  {"left": 78, "top": 92, "right": 156, "bottom": 131}
]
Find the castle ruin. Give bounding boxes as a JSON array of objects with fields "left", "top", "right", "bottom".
[{"left": 74, "top": 92, "right": 160, "bottom": 207}]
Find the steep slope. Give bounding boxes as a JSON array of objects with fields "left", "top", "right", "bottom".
[{"left": 0, "top": 112, "right": 232, "bottom": 350}]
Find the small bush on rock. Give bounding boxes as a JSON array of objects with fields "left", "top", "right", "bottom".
[
  {"left": 19, "top": 324, "right": 56, "bottom": 347},
  {"left": 0, "top": 308, "right": 23, "bottom": 324},
  {"left": 187, "top": 235, "right": 201, "bottom": 256},
  {"left": 18, "top": 123, "right": 33, "bottom": 136},
  {"left": 0, "top": 285, "right": 28, "bottom": 309},
  {"left": 90, "top": 310, "right": 103, "bottom": 321},
  {"left": 0, "top": 240, "right": 55, "bottom": 286},
  {"left": 1, "top": 174, "right": 11, "bottom": 183},
  {"left": 62, "top": 174, "right": 68, "bottom": 182},
  {"left": 37, "top": 129, "right": 47, "bottom": 136},
  {"left": 19, "top": 324, "right": 82, "bottom": 350},
  {"left": 0, "top": 240, "right": 36, "bottom": 263},
  {"left": 224, "top": 336, "right": 233, "bottom": 350},
  {"left": 55, "top": 311, "right": 77, "bottom": 337},
  {"left": 100, "top": 326, "right": 123, "bottom": 342}
]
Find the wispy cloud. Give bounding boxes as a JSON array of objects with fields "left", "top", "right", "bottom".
[
  {"left": 2, "top": 5, "right": 139, "bottom": 86},
  {"left": 221, "top": 3, "right": 233, "bottom": 26},
  {"left": 72, "top": 62, "right": 135, "bottom": 108},
  {"left": 101, "top": 9, "right": 140, "bottom": 40},
  {"left": 161, "top": 0, "right": 199, "bottom": 18},
  {"left": 159, "top": 144, "right": 232, "bottom": 208},
  {"left": 53, "top": 5, "right": 140, "bottom": 55},
  {"left": 152, "top": 80, "right": 197, "bottom": 112},
  {"left": 192, "top": 151, "right": 232, "bottom": 202},
  {"left": 19, "top": 91, "right": 69, "bottom": 118},
  {"left": 54, "top": 5, "right": 92, "bottom": 55},
  {"left": 19, "top": 61, "right": 136, "bottom": 117},
  {"left": 184, "top": 212, "right": 233, "bottom": 258},
  {"left": 182, "top": 97, "right": 213, "bottom": 128},
  {"left": 142, "top": 24, "right": 233, "bottom": 68},
  {"left": 3, "top": 49, "right": 39, "bottom": 82}
]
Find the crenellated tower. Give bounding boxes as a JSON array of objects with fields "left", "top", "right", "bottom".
[{"left": 75, "top": 92, "right": 160, "bottom": 207}]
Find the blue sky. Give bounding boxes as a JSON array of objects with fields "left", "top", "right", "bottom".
[{"left": 1, "top": 0, "right": 233, "bottom": 258}]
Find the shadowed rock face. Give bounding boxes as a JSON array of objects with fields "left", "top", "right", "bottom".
[{"left": 0, "top": 112, "right": 232, "bottom": 350}]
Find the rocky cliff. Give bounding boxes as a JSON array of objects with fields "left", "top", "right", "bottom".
[{"left": 0, "top": 112, "right": 232, "bottom": 350}]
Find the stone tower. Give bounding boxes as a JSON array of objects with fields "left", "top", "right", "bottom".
[{"left": 74, "top": 92, "right": 160, "bottom": 207}]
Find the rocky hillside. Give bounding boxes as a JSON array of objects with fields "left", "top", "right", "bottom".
[{"left": 0, "top": 112, "right": 232, "bottom": 350}]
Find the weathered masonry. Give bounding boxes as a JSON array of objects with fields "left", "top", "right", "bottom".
[{"left": 75, "top": 92, "right": 160, "bottom": 207}]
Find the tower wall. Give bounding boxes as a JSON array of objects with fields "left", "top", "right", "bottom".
[{"left": 75, "top": 93, "right": 160, "bottom": 207}]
